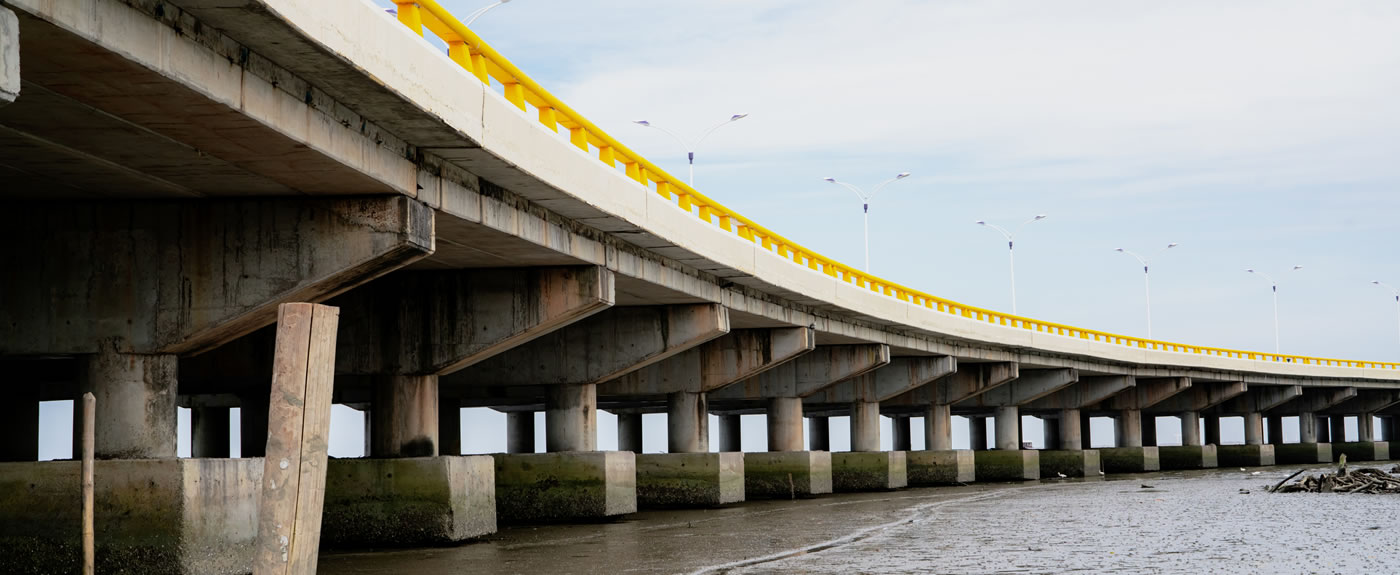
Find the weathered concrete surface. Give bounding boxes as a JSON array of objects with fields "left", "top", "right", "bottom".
[
  {"left": 1158, "top": 445, "right": 1218, "bottom": 470},
  {"left": 83, "top": 349, "right": 178, "bottom": 459},
  {"left": 907, "top": 450, "right": 975, "bottom": 485},
  {"left": 974, "top": 450, "right": 1039, "bottom": 482},
  {"left": 1217, "top": 444, "right": 1276, "bottom": 467},
  {"left": 745, "top": 451, "right": 833, "bottom": 499},
  {"left": 0, "top": 6, "right": 17, "bottom": 107},
  {"left": 1332, "top": 441, "right": 1389, "bottom": 462},
  {"left": 1039, "top": 450, "right": 1101, "bottom": 479},
  {"left": 492, "top": 451, "right": 635, "bottom": 523},
  {"left": 635, "top": 452, "right": 744, "bottom": 507},
  {"left": 322, "top": 456, "right": 495, "bottom": 548},
  {"left": 1099, "top": 446, "right": 1161, "bottom": 473},
  {"left": 0, "top": 459, "right": 260, "bottom": 575},
  {"left": 832, "top": 451, "right": 907, "bottom": 492},
  {"left": 1274, "top": 443, "right": 1331, "bottom": 465}
]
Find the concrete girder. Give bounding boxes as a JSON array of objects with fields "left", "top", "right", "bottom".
[
  {"left": 444, "top": 304, "right": 730, "bottom": 387},
  {"left": 1267, "top": 387, "right": 1357, "bottom": 416},
  {"left": 0, "top": 197, "right": 433, "bottom": 357},
  {"left": 881, "top": 362, "right": 1020, "bottom": 408},
  {"left": 1146, "top": 381, "right": 1247, "bottom": 414},
  {"left": 1, "top": 6, "right": 16, "bottom": 107},
  {"left": 1103, "top": 377, "right": 1192, "bottom": 411},
  {"left": 708, "top": 344, "right": 891, "bottom": 400},
  {"left": 1323, "top": 389, "right": 1400, "bottom": 415},
  {"left": 1215, "top": 385, "right": 1304, "bottom": 415},
  {"left": 599, "top": 327, "right": 815, "bottom": 398},
  {"left": 335, "top": 266, "right": 615, "bottom": 376},
  {"left": 955, "top": 368, "right": 1079, "bottom": 409},
  {"left": 803, "top": 356, "right": 957, "bottom": 405},
  {"left": 1023, "top": 375, "right": 1133, "bottom": 411}
]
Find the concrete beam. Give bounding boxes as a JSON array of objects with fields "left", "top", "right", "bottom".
[
  {"left": 709, "top": 344, "right": 891, "bottom": 400},
  {"left": 1217, "top": 385, "right": 1303, "bottom": 415},
  {"left": 1105, "top": 377, "right": 1192, "bottom": 411},
  {"left": 1024, "top": 375, "right": 1133, "bottom": 411},
  {"left": 1325, "top": 390, "right": 1400, "bottom": 415},
  {"left": 599, "top": 327, "right": 815, "bottom": 397},
  {"left": 1268, "top": 387, "right": 1357, "bottom": 416},
  {"left": 446, "top": 304, "right": 729, "bottom": 387},
  {"left": 956, "top": 368, "right": 1078, "bottom": 408},
  {"left": 1147, "top": 381, "right": 1247, "bottom": 414},
  {"left": 882, "top": 362, "right": 1019, "bottom": 408},
  {"left": 0, "top": 197, "right": 432, "bottom": 356},
  {"left": 0, "top": 6, "right": 17, "bottom": 107},
  {"left": 803, "top": 356, "right": 956, "bottom": 405},
  {"left": 336, "top": 266, "right": 615, "bottom": 375}
]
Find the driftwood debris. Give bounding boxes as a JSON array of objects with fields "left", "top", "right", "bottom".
[{"left": 1274, "top": 467, "right": 1400, "bottom": 494}]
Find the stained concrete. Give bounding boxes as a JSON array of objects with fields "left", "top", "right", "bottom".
[
  {"left": 635, "top": 452, "right": 744, "bottom": 507},
  {"left": 745, "top": 451, "right": 832, "bottom": 499},
  {"left": 0, "top": 6, "right": 16, "bottom": 107},
  {"left": 1099, "top": 446, "right": 1161, "bottom": 473},
  {"left": 1332, "top": 441, "right": 1389, "bottom": 462},
  {"left": 492, "top": 451, "right": 636, "bottom": 524},
  {"left": 0, "top": 459, "right": 260, "bottom": 575},
  {"left": 832, "top": 451, "right": 907, "bottom": 492},
  {"left": 1158, "top": 445, "right": 1218, "bottom": 470},
  {"left": 907, "top": 450, "right": 975, "bottom": 485},
  {"left": 321, "top": 456, "right": 495, "bottom": 548},
  {"left": 1275, "top": 443, "right": 1332, "bottom": 465},
  {"left": 974, "top": 450, "right": 1039, "bottom": 481},
  {"left": 1217, "top": 444, "right": 1276, "bottom": 467},
  {"left": 1038, "top": 450, "right": 1101, "bottom": 478}
]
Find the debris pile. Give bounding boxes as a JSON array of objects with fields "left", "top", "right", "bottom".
[{"left": 1274, "top": 467, "right": 1400, "bottom": 494}]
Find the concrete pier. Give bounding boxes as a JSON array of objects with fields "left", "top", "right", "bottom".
[
  {"left": 1217, "top": 444, "right": 1275, "bottom": 467},
  {"left": 1331, "top": 416, "right": 1348, "bottom": 443},
  {"left": 892, "top": 416, "right": 913, "bottom": 451},
  {"left": 808, "top": 416, "right": 831, "bottom": 451},
  {"left": 618, "top": 413, "right": 643, "bottom": 453},
  {"left": 969, "top": 417, "right": 988, "bottom": 451},
  {"left": 0, "top": 385, "right": 38, "bottom": 462},
  {"left": 1159, "top": 445, "right": 1217, "bottom": 470},
  {"left": 493, "top": 451, "right": 636, "bottom": 523},
  {"left": 667, "top": 392, "right": 708, "bottom": 453},
  {"left": 322, "top": 456, "right": 495, "bottom": 547},
  {"left": 82, "top": 349, "right": 179, "bottom": 460},
  {"left": 974, "top": 449, "right": 1040, "bottom": 482},
  {"left": 370, "top": 374, "right": 439, "bottom": 457},
  {"left": 1205, "top": 415, "right": 1222, "bottom": 446},
  {"left": 191, "top": 407, "right": 231, "bottom": 459},
  {"left": 833, "top": 451, "right": 907, "bottom": 491},
  {"left": 744, "top": 451, "right": 832, "bottom": 499},
  {"left": 1039, "top": 449, "right": 1101, "bottom": 479},
  {"left": 767, "top": 397, "right": 805, "bottom": 452},
  {"left": 506, "top": 412, "right": 535, "bottom": 454},
  {"left": 1100, "top": 447, "right": 1160, "bottom": 473},
  {"left": 1267, "top": 416, "right": 1284, "bottom": 445},
  {"left": 1275, "top": 443, "right": 1332, "bottom": 464},
  {"left": 719, "top": 415, "right": 742, "bottom": 452},
  {"left": 1059, "top": 409, "right": 1082, "bottom": 450},
  {"left": 926, "top": 404, "right": 952, "bottom": 450},
  {"left": 637, "top": 452, "right": 744, "bottom": 507},
  {"left": 1180, "top": 412, "right": 1200, "bottom": 446},
  {"left": 994, "top": 406, "right": 1020, "bottom": 450},
  {"left": 907, "top": 450, "right": 975, "bottom": 485},
  {"left": 1333, "top": 441, "right": 1390, "bottom": 462},
  {"left": 850, "top": 401, "right": 881, "bottom": 452},
  {"left": 547, "top": 385, "right": 598, "bottom": 452}
]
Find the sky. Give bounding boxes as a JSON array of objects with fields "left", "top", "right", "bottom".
[{"left": 36, "top": 1, "right": 1400, "bottom": 459}]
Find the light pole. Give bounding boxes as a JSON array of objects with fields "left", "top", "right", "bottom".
[
  {"left": 464, "top": 0, "right": 512, "bottom": 26},
  {"left": 632, "top": 114, "right": 748, "bottom": 187},
  {"left": 823, "top": 173, "right": 912, "bottom": 272},
  {"left": 976, "top": 215, "right": 1048, "bottom": 314},
  {"left": 1371, "top": 281, "right": 1400, "bottom": 352},
  {"left": 1245, "top": 265, "right": 1303, "bottom": 354},
  {"left": 1115, "top": 243, "right": 1179, "bottom": 338}
]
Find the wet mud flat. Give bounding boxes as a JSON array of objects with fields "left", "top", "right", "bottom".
[{"left": 318, "top": 464, "right": 1400, "bottom": 575}]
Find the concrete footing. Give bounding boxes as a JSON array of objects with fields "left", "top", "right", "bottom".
[
  {"left": 973, "top": 450, "right": 1039, "bottom": 481},
  {"left": 1158, "top": 445, "right": 1218, "bottom": 470},
  {"left": 1039, "top": 450, "right": 1101, "bottom": 478},
  {"left": 1333, "top": 441, "right": 1389, "bottom": 462},
  {"left": 636, "top": 452, "right": 744, "bottom": 507},
  {"left": 832, "top": 451, "right": 907, "bottom": 492},
  {"left": 1275, "top": 443, "right": 1332, "bottom": 465},
  {"left": 907, "top": 450, "right": 974, "bottom": 485},
  {"left": 0, "top": 459, "right": 260, "bottom": 575},
  {"left": 1100, "top": 446, "right": 1161, "bottom": 473},
  {"left": 492, "top": 451, "right": 636, "bottom": 523},
  {"left": 744, "top": 451, "right": 832, "bottom": 499},
  {"left": 1217, "top": 444, "right": 1276, "bottom": 467},
  {"left": 322, "top": 456, "right": 495, "bottom": 548}
]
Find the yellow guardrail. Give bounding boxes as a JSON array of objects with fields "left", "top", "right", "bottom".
[{"left": 389, "top": 1, "right": 1399, "bottom": 372}]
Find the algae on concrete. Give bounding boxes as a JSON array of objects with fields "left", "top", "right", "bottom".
[
  {"left": 493, "top": 451, "right": 636, "bottom": 524},
  {"left": 974, "top": 450, "right": 1039, "bottom": 482},
  {"left": 1332, "top": 441, "right": 1389, "bottom": 462},
  {"left": 908, "top": 450, "right": 974, "bottom": 485},
  {"left": 1275, "top": 443, "right": 1331, "bottom": 465},
  {"left": 1216, "top": 444, "right": 1275, "bottom": 467},
  {"left": 1039, "top": 450, "right": 1100, "bottom": 478},
  {"left": 1100, "top": 447, "right": 1160, "bottom": 473},
  {"left": 744, "top": 451, "right": 832, "bottom": 499},
  {"left": 1159, "top": 445, "right": 1218, "bottom": 470},
  {"left": 636, "top": 452, "right": 744, "bottom": 507},
  {"left": 322, "top": 456, "right": 495, "bottom": 547},
  {"left": 832, "top": 451, "right": 907, "bottom": 492}
]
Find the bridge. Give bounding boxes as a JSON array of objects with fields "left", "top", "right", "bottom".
[{"left": 0, "top": 0, "right": 1396, "bottom": 573}]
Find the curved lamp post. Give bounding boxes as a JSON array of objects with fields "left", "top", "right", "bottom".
[
  {"left": 1372, "top": 280, "right": 1400, "bottom": 352},
  {"left": 1245, "top": 265, "right": 1303, "bottom": 354},
  {"left": 1115, "top": 243, "right": 1179, "bottom": 338},
  {"left": 976, "top": 215, "right": 1048, "bottom": 314},
  {"left": 465, "top": 0, "right": 512, "bottom": 26},
  {"left": 823, "top": 173, "right": 912, "bottom": 272},
  {"left": 632, "top": 114, "right": 748, "bottom": 186}
]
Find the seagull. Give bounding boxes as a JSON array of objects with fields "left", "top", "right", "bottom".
[
  {"left": 1239, "top": 468, "right": 1247, "bottom": 472},
  {"left": 1057, "top": 472, "right": 1067, "bottom": 478},
  {"left": 1098, "top": 470, "right": 1105, "bottom": 476},
  {"left": 1250, "top": 471, "right": 1261, "bottom": 476}
]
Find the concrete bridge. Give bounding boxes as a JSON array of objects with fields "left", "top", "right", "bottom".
[{"left": 0, "top": 0, "right": 1396, "bottom": 572}]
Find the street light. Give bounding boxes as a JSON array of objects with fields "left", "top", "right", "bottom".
[
  {"left": 464, "top": 0, "right": 512, "bottom": 26},
  {"left": 1371, "top": 281, "right": 1400, "bottom": 352},
  {"left": 1115, "top": 243, "right": 1179, "bottom": 338},
  {"left": 975, "top": 215, "right": 1048, "bottom": 314},
  {"left": 631, "top": 114, "right": 748, "bottom": 186},
  {"left": 1245, "top": 265, "right": 1303, "bottom": 354},
  {"left": 823, "top": 173, "right": 912, "bottom": 272}
]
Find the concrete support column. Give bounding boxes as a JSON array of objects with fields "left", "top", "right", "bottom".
[
  {"left": 1080, "top": 412, "right": 1094, "bottom": 448},
  {"left": 371, "top": 375, "right": 439, "bottom": 458},
  {"left": 719, "top": 414, "right": 742, "bottom": 452},
  {"left": 546, "top": 384, "right": 597, "bottom": 452},
  {"left": 808, "top": 416, "right": 830, "bottom": 451},
  {"left": 994, "top": 407, "right": 1020, "bottom": 450},
  {"left": 968, "top": 416, "right": 987, "bottom": 451},
  {"left": 1204, "top": 415, "right": 1221, "bottom": 446},
  {"left": 1141, "top": 414, "right": 1157, "bottom": 447},
  {"left": 925, "top": 403, "right": 952, "bottom": 451},
  {"left": 667, "top": 392, "right": 708, "bottom": 453},
  {"left": 1043, "top": 417, "right": 1061, "bottom": 450},
  {"left": 1298, "top": 412, "right": 1319, "bottom": 444},
  {"left": 82, "top": 350, "right": 178, "bottom": 459},
  {"left": 892, "top": 416, "right": 912, "bottom": 451},
  {"left": 766, "top": 397, "right": 804, "bottom": 452},
  {"left": 618, "top": 413, "right": 643, "bottom": 453},
  {"left": 1180, "top": 412, "right": 1201, "bottom": 447},
  {"left": 1266, "top": 416, "right": 1284, "bottom": 445},
  {"left": 1381, "top": 416, "right": 1394, "bottom": 442},
  {"left": 191, "top": 407, "right": 231, "bottom": 459},
  {"left": 0, "top": 384, "right": 39, "bottom": 462},
  {"left": 506, "top": 412, "right": 535, "bottom": 454},
  {"left": 1115, "top": 410, "right": 1143, "bottom": 448},
  {"left": 1358, "top": 413, "right": 1375, "bottom": 443},
  {"left": 1330, "top": 416, "right": 1347, "bottom": 443},
  {"left": 361, "top": 408, "right": 372, "bottom": 456},
  {"left": 849, "top": 401, "right": 881, "bottom": 452},
  {"left": 1060, "top": 409, "right": 1082, "bottom": 450},
  {"left": 1241, "top": 413, "right": 1272, "bottom": 447},
  {"left": 1317, "top": 415, "right": 1331, "bottom": 443},
  {"left": 438, "top": 397, "right": 461, "bottom": 456}
]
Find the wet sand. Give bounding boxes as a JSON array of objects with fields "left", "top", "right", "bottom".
[{"left": 317, "top": 463, "right": 1400, "bottom": 575}]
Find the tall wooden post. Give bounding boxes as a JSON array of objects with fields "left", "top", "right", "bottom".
[
  {"left": 81, "top": 392, "right": 95, "bottom": 575},
  {"left": 253, "top": 303, "right": 340, "bottom": 575}
]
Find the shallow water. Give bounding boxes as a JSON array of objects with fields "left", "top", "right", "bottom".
[{"left": 318, "top": 463, "right": 1400, "bottom": 575}]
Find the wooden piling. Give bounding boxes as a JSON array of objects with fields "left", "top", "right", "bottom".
[
  {"left": 253, "top": 303, "right": 340, "bottom": 575},
  {"left": 81, "top": 392, "right": 95, "bottom": 575}
]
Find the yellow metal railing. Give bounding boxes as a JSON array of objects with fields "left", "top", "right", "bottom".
[{"left": 389, "top": 1, "right": 1400, "bottom": 372}]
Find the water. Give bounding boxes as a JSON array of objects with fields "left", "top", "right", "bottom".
[{"left": 318, "top": 464, "right": 1400, "bottom": 575}]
